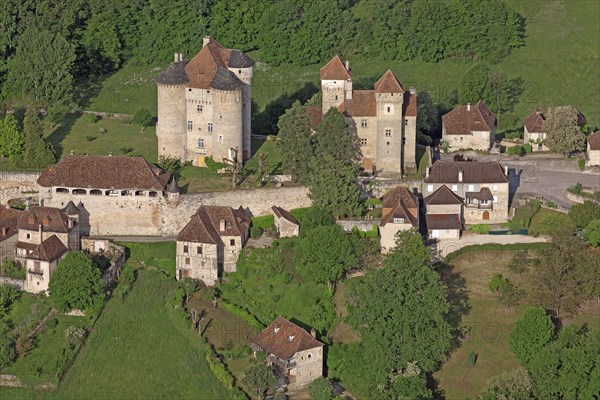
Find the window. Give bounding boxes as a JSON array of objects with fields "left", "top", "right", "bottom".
[
  {"left": 481, "top": 199, "right": 489, "bottom": 205},
  {"left": 387, "top": 106, "right": 391, "bottom": 113},
  {"left": 386, "top": 141, "right": 390, "bottom": 146},
  {"left": 360, "top": 138, "right": 367, "bottom": 146},
  {"left": 207, "top": 122, "right": 213, "bottom": 133},
  {"left": 460, "top": 136, "right": 463, "bottom": 142},
  {"left": 197, "top": 138, "right": 204, "bottom": 148},
  {"left": 385, "top": 129, "right": 392, "bottom": 137},
  {"left": 197, "top": 246, "right": 202, "bottom": 255},
  {"left": 451, "top": 184, "right": 458, "bottom": 192},
  {"left": 183, "top": 245, "right": 189, "bottom": 253},
  {"left": 493, "top": 195, "right": 498, "bottom": 203},
  {"left": 361, "top": 119, "right": 368, "bottom": 128},
  {"left": 427, "top": 184, "right": 433, "bottom": 192},
  {"left": 404, "top": 119, "right": 408, "bottom": 126},
  {"left": 187, "top": 121, "right": 193, "bottom": 131},
  {"left": 393, "top": 217, "right": 404, "bottom": 224},
  {"left": 230, "top": 239, "right": 235, "bottom": 246},
  {"left": 33, "top": 261, "right": 40, "bottom": 272},
  {"left": 308, "top": 353, "right": 312, "bottom": 359},
  {"left": 492, "top": 184, "right": 498, "bottom": 191},
  {"left": 468, "top": 184, "right": 475, "bottom": 192},
  {"left": 185, "top": 258, "right": 190, "bottom": 265},
  {"left": 26, "top": 233, "right": 31, "bottom": 239},
  {"left": 217, "top": 134, "right": 223, "bottom": 142},
  {"left": 197, "top": 104, "right": 203, "bottom": 112}
]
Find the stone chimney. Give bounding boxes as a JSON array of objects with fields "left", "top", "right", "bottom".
[
  {"left": 458, "top": 170, "right": 463, "bottom": 182},
  {"left": 425, "top": 166, "right": 430, "bottom": 178},
  {"left": 345, "top": 60, "right": 350, "bottom": 71},
  {"left": 203, "top": 36, "right": 211, "bottom": 47},
  {"left": 70, "top": 149, "right": 74, "bottom": 156},
  {"left": 504, "top": 165, "right": 509, "bottom": 176},
  {"left": 467, "top": 103, "right": 471, "bottom": 111},
  {"left": 108, "top": 152, "right": 112, "bottom": 157},
  {"left": 310, "top": 328, "right": 316, "bottom": 338},
  {"left": 174, "top": 53, "right": 178, "bottom": 62}
]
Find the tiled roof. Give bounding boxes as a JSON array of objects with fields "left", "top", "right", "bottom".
[
  {"left": 183, "top": 38, "right": 251, "bottom": 90},
  {"left": 177, "top": 206, "right": 250, "bottom": 244},
  {"left": 0, "top": 207, "right": 24, "bottom": 241},
  {"left": 305, "top": 105, "right": 323, "bottom": 129},
  {"left": 37, "top": 155, "right": 171, "bottom": 191},
  {"left": 29, "top": 235, "right": 68, "bottom": 262},
  {"left": 62, "top": 201, "right": 80, "bottom": 216},
  {"left": 319, "top": 56, "right": 351, "bottom": 80},
  {"left": 252, "top": 316, "right": 323, "bottom": 360},
  {"left": 442, "top": 100, "right": 496, "bottom": 135},
  {"left": 524, "top": 110, "right": 545, "bottom": 133},
  {"left": 380, "top": 186, "right": 419, "bottom": 227},
  {"left": 466, "top": 187, "right": 494, "bottom": 201},
  {"left": 403, "top": 92, "right": 417, "bottom": 117},
  {"left": 424, "top": 161, "right": 509, "bottom": 184},
  {"left": 374, "top": 70, "right": 404, "bottom": 93},
  {"left": 425, "top": 185, "right": 463, "bottom": 205},
  {"left": 588, "top": 131, "right": 600, "bottom": 151},
  {"left": 426, "top": 214, "right": 462, "bottom": 230},
  {"left": 272, "top": 206, "right": 298, "bottom": 225},
  {"left": 156, "top": 60, "right": 190, "bottom": 85},
  {"left": 17, "top": 207, "right": 73, "bottom": 233},
  {"left": 338, "top": 90, "right": 376, "bottom": 117}
]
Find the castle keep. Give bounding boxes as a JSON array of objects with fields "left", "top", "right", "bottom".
[
  {"left": 314, "top": 56, "right": 417, "bottom": 174},
  {"left": 156, "top": 37, "right": 254, "bottom": 166}
]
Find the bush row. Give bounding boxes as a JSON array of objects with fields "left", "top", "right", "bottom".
[{"left": 220, "top": 301, "right": 265, "bottom": 332}]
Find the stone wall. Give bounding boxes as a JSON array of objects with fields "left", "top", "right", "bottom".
[
  {"left": 362, "top": 178, "right": 421, "bottom": 198},
  {"left": 336, "top": 219, "right": 380, "bottom": 233},
  {"left": 0, "top": 276, "right": 24, "bottom": 290},
  {"left": 0, "top": 172, "right": 40, "bottom": 205}
]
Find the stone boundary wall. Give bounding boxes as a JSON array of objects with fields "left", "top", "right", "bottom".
[
  {"left": 0, "top": 172, "right": 40, "bottom": 205},
  {"left": 0, "top": 276, "right": 25, "bottom": 289},
  {"left": 565, "top": 190, "right": 600, "bottom": 205},
  {"left": 336, "top": 219, "right": 381, "bottom": 233},
  {"left": 362, "top": 178, "right": 421, "bottom": 198}
]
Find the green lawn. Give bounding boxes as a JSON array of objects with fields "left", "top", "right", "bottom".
[
  {"left": 118, "top": 242, "right": 176, "bottom": 276},
  {"left": 55, "top": 269, "right": 231, "bottom": 400}
]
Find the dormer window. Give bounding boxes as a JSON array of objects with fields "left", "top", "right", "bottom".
[
  {"left": 274, "top": 327, "right": 280, "bottom": 334},
  {"left": 288, "top": 335, "right": 295, "bottom": 342}
]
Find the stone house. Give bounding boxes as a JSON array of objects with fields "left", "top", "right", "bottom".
[
  {"left": 423, "top": 161, "right": 510, "bottom": 223},
  {"left": 523, "top": 110, "right": 548, "bottom": 151},
  {"left": 176, "top": 205, "right": 250, "bottom": 286},
  {"left": 156, "top": 36, "right": 254, "bottom": 166},
  {"left": 22, "top": 235, "right": 68, "bottom": 293},
  {"left": 272, "top": 206, "right": 299, "bottom": 238},
  {"left": 379, "top": 186, "right": 419, "bottom": 252},
  {"left": 587, "top": 131, "right": 600, "bottom": 167},
  {"left": 0, "top": 206, "right": 23, "bottom": 263},
  {"left": 37, "top": 154, "right": 178, "bottom": 236},
  {"left": 424, "top": 185, "right": 464, "bottom": 240},
  {"left": 251, "top": 316, "right": 324, "bottom": 388},
  {"left": 442, "top": 100, "right": 496, "bottom": 151},
  {"left": 308, "top": 55, "right": 417, "bottom": 175}
]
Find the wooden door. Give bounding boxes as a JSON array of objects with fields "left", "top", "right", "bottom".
[{"left": 483, "top": 211, "right": 490, "bottom": 220}]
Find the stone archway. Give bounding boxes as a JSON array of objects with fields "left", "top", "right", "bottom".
[{"left": 483, "top": 211, "right": 490, "bottom": 220}]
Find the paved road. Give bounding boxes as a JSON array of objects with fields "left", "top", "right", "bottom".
[{"left": 433, "top": 233, "right": 549, "bottom": 258}]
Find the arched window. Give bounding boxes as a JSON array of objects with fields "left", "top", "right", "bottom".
[
  {"left": 56, "top": 188, "right": 69, "bottom": 193},
  {"left": 148, "top": 191, "right": 158, "bottom": 197},
  {"left": 90, "top": 189, "right": 102, "bottom": 196},
  {"left": 72, "top": 189, "right": 86, "bottom": 195}
]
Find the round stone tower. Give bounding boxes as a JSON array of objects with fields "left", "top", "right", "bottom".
[
  {"left": 212, "top": 88, "right": 244, "bottom": 161},
  {"left": 156, "top": 53, "right": 189, "bottom": 162},
  {"left": 228, "top": 54, "right": 254, "bottom": 161}
]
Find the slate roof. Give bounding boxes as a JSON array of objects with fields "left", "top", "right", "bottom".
[
  {"left": 177, "top": 206, "right": 250, "bottom": 244},
  {"left": 272, "top": 206, "right": 298, "bottom": 225},
  {"left": 62, "top": 201, "right": 80, "bottom": 216},
  {"left": 0, "top": 207, "right": 24, "bottom": 241},
  {"left": 426, "top": 214, "right": 462, "bottom": 230},
  {"left": 588, "top": 131, "right": 600, "bottom": 151},
  {"left": 228, "top": 50, "right": 255, "bottom": 68},
  {"left": 319, "top": 56, "right": 351, "bottom": 80},
  {"left": 424, "top": 161, "right": 509, "bottom": 184},
  {"left": 374, "top": 70, "right": 404, "bottom": 93},
  {"left": 17, "top": 207, "right": 73, "bottom": 233},
  {"left": 156, "top": 60, "right": 190, "bottom": 85},
  {"left": 167, "top": 178, "right": 180, "bottom": 193},
  {"left": 29, "top": 235, "right": 68, "bottom": 262},
  {"left": 524, "top": 110, "right": 545, "bottom": 133},
  {"left": 37, "top": 155, "right": 172, "bottom": 191},
  {"left": 252, "top": 316, "right": 323, "bottom": 360},
  {"left": 380, "top": 186, "right": 419, "bottom": 227},
  {"left": 425, "top": 185, "right": 463, "bottom": 205},
  {"left": 442, "top": 100, "right": 496, "bottom": 135},
  {"left": 338, "top": 90, "right": 377, "bottom": 117}
]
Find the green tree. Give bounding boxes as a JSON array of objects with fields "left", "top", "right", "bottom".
[
  {"left": 49, "top": 252, "right": 104, "bottom": 312},
  {"left": 569, "top": 200, "right": 600, "bottom": 229},
  {"left": 0, "top": 114, "right": 23, "bottom": 160},
  {"left": 276, "top": 101, "right": 313, "bottom": 182},
  {"left": 300, "top": 225, "right": 357, "bottom": 292},
  {"left": 479, "top": 368, "right": 533, "bottom": 400},
  {"left": 585, "top": 219, "right": 600, "bottom": 246},
  {"left": 179, "top": 277, "right": 198, "bottom": 303},
  {"left": 208, "top": 0, "right": 267, "bottom": 51},
  {"left": 241, "top": 360, "right": 276, "bottom": 400},
  {"left": 509, "top": 307, "right": 554, "bottom": 367},
  {"left": 416, "top": 91, "right": 439, "bottom": 145},
  {"left": 393, "top": 228, "right": 428, "bottom": 264},
  {"left": 47, "top": 104, "right": 70, "bottom": 128},
  {"left": 308, "top": 377, "right": 334, "bottom": 400},
  {"left": 543, "top": 106, "right": 587, "bottom": 156},
  {"left": 296, "top": 207, "right": 334, "bottom": 235},
  {"left": 459, "top": 64, "right": 490, "bottom": 105},
  {"left": 314, "top": 108, "right": 360, "bottom": 164},
  {"left": 16, "top": 107, "right": 56, "bottom": 169},
  {"left": 132, "top": 107, "right": 153, "bottom": 132}
]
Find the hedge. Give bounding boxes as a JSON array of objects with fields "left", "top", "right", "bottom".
[
  {"left": 351, "top": 224, "right": 379, "bottom": 238},
  {"left": 468, "top": 224, "right": 492, "bottom": 234},
  {"left": 220, "top": 301, "right": 265, "bottom": 332},
  {"left": 445, "top": 242, "right": 551, "bottom": 263},
  {"left": 290, "top": 207, "right": 311, "bottom": 222},
  {"left": 251, "top": 215, "right": 274, "bottom": 229}
]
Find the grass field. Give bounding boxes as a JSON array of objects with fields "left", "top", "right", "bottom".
[
  {"left": 434, "top": 250, "right": 599, "bottom": 399},
  {"left": 55, "top": 269, "right": 231, "bottom": 400},
  {"left": 118, "top": 242, "right": 176, "bottom": 276}
]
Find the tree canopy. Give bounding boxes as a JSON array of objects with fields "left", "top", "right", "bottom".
[
  {"left": 276, "top": 101, "right": 313, "bottom": 182},
  {"left": 509, "top": 307, "right": 555, "bottom": 367},
  {"left": 16, "top": 106, "right": 56, "bottom": 169},
  {"left": 543, "top": 106, "right": 587, "bottom": 156},
  {"left": 49, "top": 252, "right": 104, "bottom": 312}
]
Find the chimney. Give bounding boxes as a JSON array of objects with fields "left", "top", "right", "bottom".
[
  {"left": 504, "top": 165, "right": 509, "bottom": 176},
  {"left": 220, "top": 219, "right": 226, "bottom": 231},
  {"left": 70, "top": 149, "right": 74, "bottom": 156},
  {"left": 39, "top": 224, "right": 43, "bottom": 242},
  {"left": 174, "top": 53, "right": 178, "bottom": 62},
  {"left": 203, "top": 36, "right": 211, "bottom": 47},
  {"left": 425, "top": 166, "right": 430, "bottom": 178},
  {"left": 458, "top": 170, "right": 463, "bottom": 182},
  {"left": 410, "top": 87, "right": 416, "bottom": 95},
  {"left": 108, "top": 152, "right": 112, "bottom": 157},
  {"left": 345, "top": 60, "right": 350, "bottom": 71},
  {"left": 310, "top": 328, "right": 316, "bottom": 338},
  {"left": 467, "top": 103, "right": 471, "bottom": 111}
]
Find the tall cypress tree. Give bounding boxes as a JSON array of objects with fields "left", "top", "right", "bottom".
[{"left": 17, "top": 106, "right": 56, "bottom": 169}]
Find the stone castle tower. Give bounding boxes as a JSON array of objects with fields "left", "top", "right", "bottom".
[
  {"left": 318, "top": 56, "right": 417, "bottom": 175},
  {"left": 156, "top": 37, "right": 254, "bottom": 166}
]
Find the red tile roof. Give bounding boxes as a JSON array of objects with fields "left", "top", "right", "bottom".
[
  {"left": 425, "top": 185, "right": 463, "bottom": 205},
  {"left": 17, "top": 207, "right": 74, "bottom": 234},
  {"left": 252, "top": 316, "right": 323, "bottom": 360},
  {"left": 442, "top": 100, "right": 496, "bottom": 135},
  {"left": 374, "top": 70, "right": 404, "bottom": 93},
  {"left": 177, "top": 206, "right": 250, "bottom": 244},
  {"left": 524, "top": 110, "right": 545, "bottom": 133},
  {"left": 271, "top": 206, "right": 298, "bottom": 225},
  {"left": 29, "top": 235, "right": 68, "bottom": 262},
  {"left": 37, "top": 155, "right": 171, "bottom": 191},
  {"left": 424, "top": 161, "right": 509, "bottom": 184},
  {"left": 305, "top": 105, "right": 323, "bottom": 129},
  {"left": 338, "top": 90, "right": 377, "bottom": 117},
  {"left": 426, "top": 214, "right": 462, "bottom": 230},
  {"left": 380, "top": 186, "right": 419, "bottom": 227},
  {"left": 588, "top": 131, "right": 600, "bottom": 151},
  {"left": 0, "top": 207, "right": 24, "bottom": 241},
  {"left": 319, "top": 56, "right": 351, "bottom": 80}
]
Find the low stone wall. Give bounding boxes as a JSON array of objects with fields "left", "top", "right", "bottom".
[
  {"left": 565, "top": 190, "right": 599, "bottom": 205},
  {"left": 0, "top": 171, "right": 40, "bottom": 205},
  {"left": 0, "top": 276, "right": 25, "bottom": 290},
  {"left": 336, "top": 219, "right": 381, "bottom": 233},
  {"left": 362, "top": 178, "right": 421, "bottom": 198}
]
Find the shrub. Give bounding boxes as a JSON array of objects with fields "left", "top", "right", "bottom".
[
  {"left": 365, "top": 224, "right": 379, "bottom": 238},
  {"left": 46, "top": 318, "right": 58, "bottom": 329},
  {"left": 469, "top": 224, "right": 492, "bottom": 234},
  {"left": 308, "top": 377, "right": 335, "bottom": 400},
  {"left": 0, "top": 339, "right": 15, "bottom": 369},
  {"left": 120, "top": 146, "right": 133, "bottom": 154},
  {"left": 467, "top": 351, "right": 478, "bottom": 366},
  {"left": 98, "top": 127, "right": 107, "bottom": 134},
  {"left": 205, "top": 353, "right": 234, "bottom": 391},
  {"left": 64, "top": 326, "right": 86, "bottom": 348},
  {"left": 83, "top": 113, "right": 98, "bottom": 124},
  {"left": 578, "top": 158, "right": 586, "bottom": 171},
  {"left": 27, "top": 362, "right": 42, "bottom": 377},
  {"left": 220, "top": 301, "right": 264, "bottom": 331},
  {"left": 530, "top": 212, "right": 576, "bottom": 237},
  {"left": 0, "top": 282, "right": 20, "bottom": 313},
  {"left": 507, "top": 145, "right": 525, "bottom": 156},
  {"left": 251, "top": 215, "right": 274, "bottom": 229},
  {"left": 54, "top": 345, "right": 75, "bottom": 379},
  {"left": 86, "top": 135, "right": 97, "bottom": 142},
  {"left": 15, "top": 332, "right": 34, "bottom": 358},
  {"left": 250, "top": 226, "right": 263, "bottom": 239},
  {"left": 570, "top": 182, "right": 583, "bottom": 194},
  {"left": 132, "top": 108, "right": 153, "bottom": 131},
  {"left": 585, "top": 219, "right": 600, "bottom": 247},
  {"left": 545, "top": 201, "right": 556, "bottom": 208},
  {"left": 569, "top": 200, "right": 600, "bottom": 229},
  {"left": 205, "top": 156, "right": 226, "bottom": 172}
]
